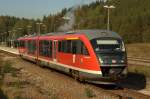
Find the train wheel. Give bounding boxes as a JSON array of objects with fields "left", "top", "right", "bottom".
[
  {"left": 70, "top": 70, "right": 84, "bottom": 82},
  {"left": 36, "top": 60, "right": 42, "bottom": 67},
  {"left": 71, "top": 70, "right": 79, "bottom": 81}
]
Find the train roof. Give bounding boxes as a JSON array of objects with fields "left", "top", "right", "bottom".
[
  {"left": 18, "top": 29, "right": 122, "bottom": 40},
  {"left": 67, "top": 29, "right": 122, "bottom": 40}
]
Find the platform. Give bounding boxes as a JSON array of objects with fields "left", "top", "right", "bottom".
[{"left": 0, "top": 46, "right": 19, "bottom": 55}]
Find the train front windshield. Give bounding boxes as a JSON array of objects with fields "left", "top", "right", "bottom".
[{"left": 91, "top": 38, "right": 126, "bottom": 65}]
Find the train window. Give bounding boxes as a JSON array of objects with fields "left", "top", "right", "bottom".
[
  {"left": 76, "top": 40, "right": 82, "bottom": 54},
  {"left": 72, "top": 40, "right": 89, "bottom": 55},
  {"left": 58, "top": 41, "right": 61, "bottom": 52},
  {"left": 19, "top": 40, "right": 25, "bottom": 48},
  {"left": 61, "top": 40, "right": 67, "bottom": 53},
  {"left": 81, "top": 43, "right": 89, "bottom": 55},
  {"left": 59, "top": 40, "right": 71, "bottom": 53},
  {"left": 72, "top": 40, "right": 77, "bottom": 54},
  {"left": 58, "top": 40, "right": 89, "bottom": 55},
  {"left": 27, "top": 40, "right": 36, "bottom": 54},
  {"left": 39, "top": 40, "right": 52, "bottom": 58},
  {"left": 49, "top": 41, "right": 52, "bottom": 58},
  {"left": 67, "top": 40, "right": 71, "bottom": 53}
]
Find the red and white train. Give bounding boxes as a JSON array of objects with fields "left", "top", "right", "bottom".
[{"left": 17, "top": 29, "right": 127, "bottom": 84}]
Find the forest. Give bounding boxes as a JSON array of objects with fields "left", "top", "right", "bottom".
[{"left": 0, "top": 0, "right": 150, "bottom": 43}]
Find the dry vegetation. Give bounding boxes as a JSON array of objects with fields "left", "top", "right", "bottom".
[
  {"left": 126, "top": 43, "right": 150, "bottom": 77},
  {"left": 126, "top": 43, "right": 150, "bottom": 58},
  {"left": 128, "top": 65, "right": 150, "bottom": 77}
]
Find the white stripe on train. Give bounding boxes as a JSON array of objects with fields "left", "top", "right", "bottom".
[{"left": 23, "top": 54, "right": 102, "bottom": 75}]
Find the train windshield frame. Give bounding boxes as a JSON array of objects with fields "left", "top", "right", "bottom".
[{"left": 90, "top": 38, "right": 125, "bottom": 53}]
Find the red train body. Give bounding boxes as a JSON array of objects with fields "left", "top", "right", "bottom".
[{"left": 17, "top": 30, "right": 127, "bottom": 84}]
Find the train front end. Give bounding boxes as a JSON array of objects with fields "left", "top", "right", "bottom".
[{"left": 89, "top": 31, "right": 127, "bottom": 84}]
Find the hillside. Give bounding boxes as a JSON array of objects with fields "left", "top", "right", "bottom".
[{"left": 0, "top": 0, "right": 150, "bottom": 43}]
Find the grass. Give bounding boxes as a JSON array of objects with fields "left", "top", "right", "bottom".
[
  {"left": 126, "top": 43, "right": 150, "bottom": 77},
  {"left": 128, "top": 65, "right": 150, "bottom": 77},
  {"left": 14, "top": 95, "right": 22, "bottom": 99},
  {"left": 1, "top": 60, "right": 18, "bottom": 77},
  {"left": 126, "top": 43, "right": 150, "bottom": 57}
]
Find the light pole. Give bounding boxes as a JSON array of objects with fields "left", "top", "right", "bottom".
[
  {"left": 18, "top": 28, "right": 23, "bottom": 37},
  {"left": 4, "top": 32, "right": 7, "bottom": 44},
  {"left": 103, "top": 5, "right": 115, "bottom": 31},
  {"left": 12, "top": 29, "right": 16, "bottom": 48},
  {"left": 27, "top": 25, "right": 32, "bottom": 35},
  {"left": 36, "top": 23, "right": 43, "bottom": 36},
  {"left": 42, "top": 24, "right": 47, "bottom": 34},
  {"left": 0, "top": 33, "right": 3, "bottom": 45},
  {"left": 8, "top": 31, "right": 12, "bottom": 48}
]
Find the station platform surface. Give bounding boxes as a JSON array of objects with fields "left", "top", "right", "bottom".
[{"left": 0, "top": 46, "right": 19, "bottom": 55}]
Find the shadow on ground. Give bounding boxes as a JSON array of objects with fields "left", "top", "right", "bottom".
[
  {"left": 94, "top": 72, "right": 146, "bottom": 90},
  {"left": 119, "top": 72, "right": 146, "bottom": 90}
]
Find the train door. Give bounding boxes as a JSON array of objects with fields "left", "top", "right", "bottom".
[
  {"left": 72, "top": 40, "right": 89, "bottom": 67},
  {"left": 72, "top": 40, "right": 77, "bottom": 65},
  {"left": 72, "top": 40, "right": 82, "bottom": 66},
  {"left": 53, "top": 40, "right": 58, "bottom": 62}
]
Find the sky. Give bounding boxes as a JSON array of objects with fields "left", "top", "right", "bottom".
[{"left": 0, "top": 0, "right": 97, "bottom": 19}]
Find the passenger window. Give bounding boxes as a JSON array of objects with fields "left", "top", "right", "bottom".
[
  {"left": 82, "top": 44, "right": 89, "bottom": 55},
  {"left": 80, "top": 42, "right": 89, "bottom": 56},
  {"left": 49, "top": 41, "right": 52, "bottom": 58},
  {"left": 61, "top": 40, "right": 67, "bottom": 52},
  {"left": 19, "top": 40, "right": 25, "bottom": 48},
  {"left": 27, "top": 40, "right": 36, "bottom": 54},
  {"left": 72, "top": 40, "right": 77, "bottom": 54},
  {"left": 76, "top": 40, "right": 82, "bottom": 54},
  {"left": 58, "top": 41, "right": 61, "bottom": 52},
  {"left": 58, "top": 39, "right": 89, "bottom": 56},
  {"left": 59, "top": 40, "right": 72, "bottom": 53},
  {"left": 39, "top": 40, "right": 52, "bottom": 58}
]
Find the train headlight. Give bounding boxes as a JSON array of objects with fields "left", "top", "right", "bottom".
[{"left": 121, "top": 60, "right": 124, "bottom": 63}]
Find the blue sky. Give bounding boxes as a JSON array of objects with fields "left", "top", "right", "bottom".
[{"left": 0, "top": 0, "right": 97, "bottom": 19}]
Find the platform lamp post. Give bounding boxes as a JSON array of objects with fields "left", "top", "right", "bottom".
[
  {"left": 41, "top": 24, "right": 47, "bottom": 34},
  {"left": 103, "top": 5, "right": 115, "bottom": 31},
  {"left": 36, "top": 22, "right": 43, "bottom": 36},
  {"left": 18, "top": 28, "right": 23, "bottom": 38},
  {"left": 27, "top": 25, "right": 32, "bottom": 35},
  {"left": 2, "top": 32, "right": 6, "bottom": 45},
  {"left": 36, "top": 22, "right": 42, "bottom": 57},
  {"left": 8, "top": 31, "right": 12, "bottom": 48},
  {"left": 12, "top": 29, "right": 16, "bottom": 48},
  {"left": 0, "top": 33, "right": 3, "bottom": 45}
]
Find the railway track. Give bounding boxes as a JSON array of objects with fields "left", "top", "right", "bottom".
[
  {"left": 128, "top": 56, "right": 150, "bottom": 66},
  {"left": 0, "top": 48, "right": 150, "bottom": 99}
]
